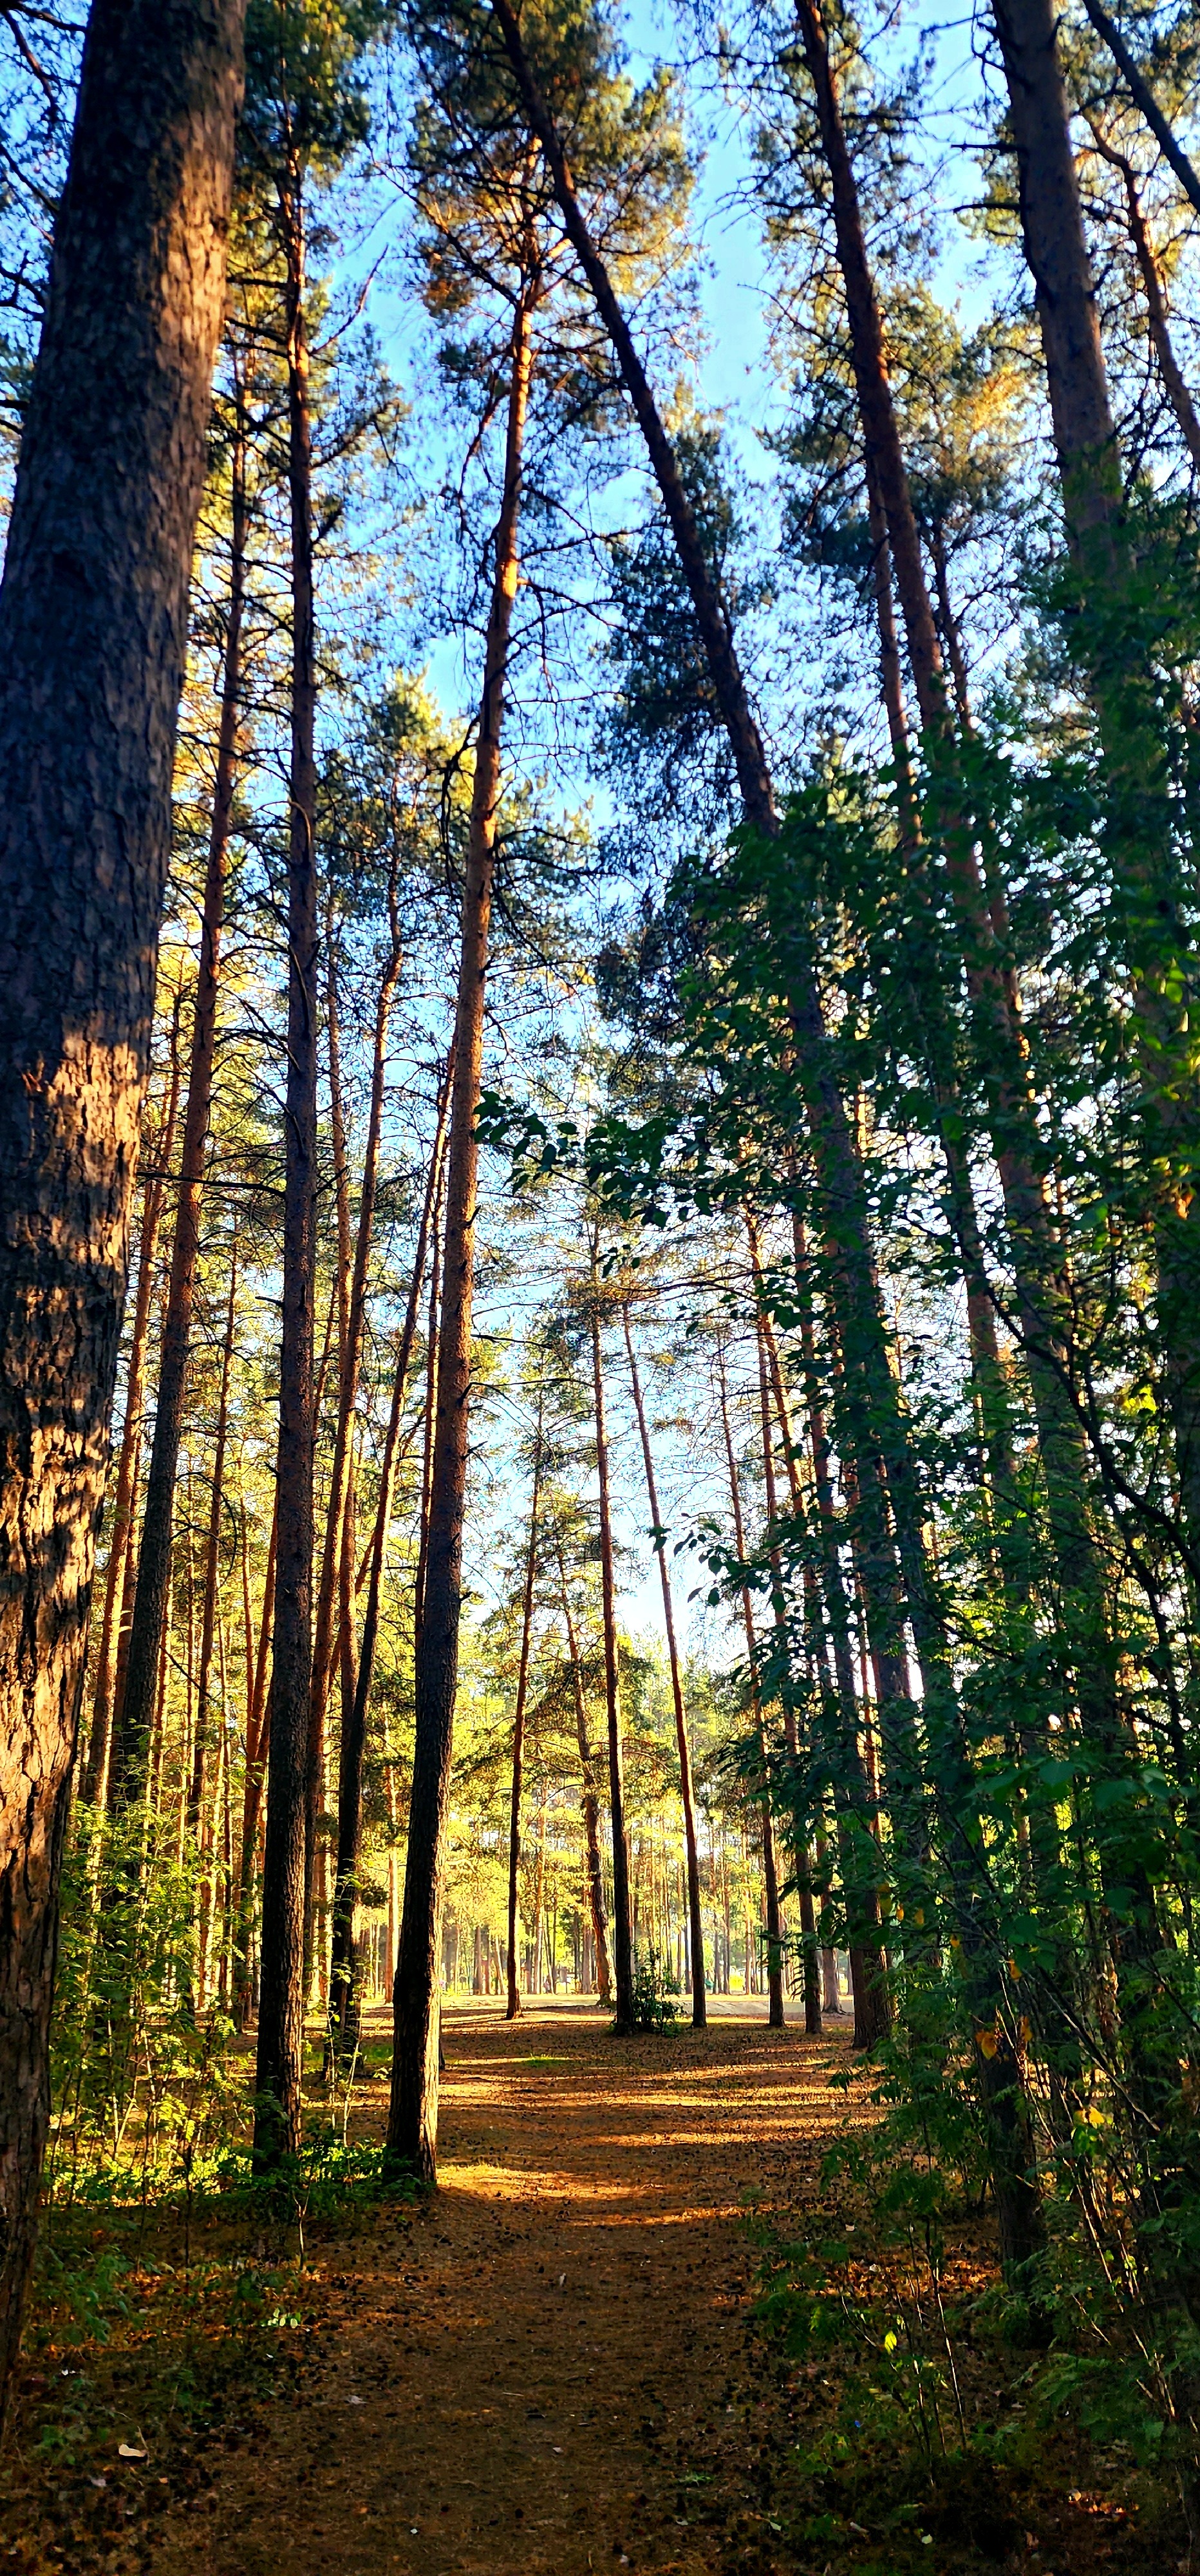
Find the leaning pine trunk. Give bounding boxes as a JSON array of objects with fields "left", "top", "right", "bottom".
[
  {"left": 387, "top": 289, "right": 534, "bottom": 2179},
  {"left": 254, "top": 158, "right": 319, "bottom": 2170},
  {"left": 0, "top": 0, "right": 243, "bottom": 2410}
]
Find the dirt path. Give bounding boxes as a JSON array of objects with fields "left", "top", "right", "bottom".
[{"left": 148, "top": 1998, "right": 854, "bottom": 2576}]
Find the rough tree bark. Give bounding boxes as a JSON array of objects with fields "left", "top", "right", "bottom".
[
  {"left": 388, "top": 289, "right": 534, "bottom": 2179},
  {"left": 0, "top": 0, "right": 243, "bottom": 2409}
]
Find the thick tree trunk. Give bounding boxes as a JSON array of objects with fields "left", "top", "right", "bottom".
[
  {"left": 254, "top": 167, "right": 319, "bottom": 2168},
  {"left": 622, "top": 1303, "right": 706, "bottom": 2027},
  {"left": 590, "top": 1262, "right": 635, "bottom": 2033},
  {"left": 558, "top": 1543, "right": 612, "bottom": 2008},
  {"left": 0, "top": 0, "right": 243, "bottom": 2409},
  {"left": 505, "top": 1395, "right": 543, "bottom": 2021},
  {"left": 388, "top": 291, "right": 534, "bottom": 2179},
  {"left": 111, "top": 417, "right": 248, "bottom": 1808},
  {"left": 80, "top": 1013, "right": 184, "bottom": 1809}
]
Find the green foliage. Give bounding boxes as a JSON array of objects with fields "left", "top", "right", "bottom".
[{"left": 625, "top": 1943, "right": 680, "bottom": 2033}]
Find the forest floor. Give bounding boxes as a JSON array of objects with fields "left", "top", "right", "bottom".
[{"left": 2, "top": 1998, "right": 1183, "bottom": 2576}]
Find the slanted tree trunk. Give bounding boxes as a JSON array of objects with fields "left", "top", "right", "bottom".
[
  {"left": 487, "top": 0, "right": 939, "bottom": 1893},
  {"left": 590, "top": 1251, "right": 635, "bottom": 2033},
  {"left": 621, "top": 1302, "right": 706, "bottom": 2027},
  {"left": 0, "top": 0, "right": 243, "bottom": 2409},
  {"left": 255, "top": 158, "right": 319, "bottom": 2170},
  {"left": 388, "top": 289, "right": 534, "bottom": 2179},
  {"left": 111, "top": 406, "right": 248, "bottom": 1809},
  {"left": 80, "top": 1005, "right": 184, "bottom": 1810},
  {"left": 505, "top": 1391, "right": 544, "bottom": 2020},
  {"left": 1089, "top": 126, "right": 1200, "bottom": 473}
]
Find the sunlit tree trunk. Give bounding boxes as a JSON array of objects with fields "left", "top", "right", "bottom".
[
  {"left": 0, "top": 0, "right": 243, "bottom": 2405},
  {"left": 558, "top": 1541, "right": 612, "bottom": 2008},
  {"left": 590, "top": 1250, "right": 635, "bottom": 2032},
  {"left": 505, "top": 1392, "right": 543, "bottom": 2020},
  {"left": 388, "top": 288, "right": 534, "bottom": 2178}
]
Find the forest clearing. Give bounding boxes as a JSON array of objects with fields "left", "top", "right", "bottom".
[{"left": 4, "top": 0, "right": 1200, "bottom": 2566}]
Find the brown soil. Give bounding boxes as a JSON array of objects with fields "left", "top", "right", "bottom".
[{"left": 145, "top": 1996, "right": 853, "bottom": 2576}]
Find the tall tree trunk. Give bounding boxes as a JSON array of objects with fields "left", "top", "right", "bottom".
[
  {"left": 317, "top": 883, "right": 404, "bottom": 2042},
  {"left": 328, "top": 1052, "right": 454, "bottom": 2054},
  {"left": 751, "top": 1300, "right": 821, "bottom": 2036},
  {"left": 232, "top": 1497, "right": 277, "bottom": 2029},
  {"left": 621, "top": 1302, "right": 706, "bottom": 2027},
  {"left": 0, "top": 0, "right": 243, "bottom": 2409},
  {"left": 80, "top": 1006, "right": 184, "bottom": 1809},
  {"left": 487, "top": 0, "right": 942, "bottom": 1888},
  {"left": 505, "top": 1391, "right": 543, "bottom": 2020},
  {"left": 790, "top": 1218, "right": 892, "bottom": 2047},
  {"left": 255, "top": 162, "right": 319, "bottom": 2169},
  {"left": 388, "top": 288, "right": 534, "bottom": 2179},
  {"left": 590, "top": 1252, "right": 635, "bottom": 2033},
  {"left": 187, "top": 1240, "right": 238, "bottom": 1845},
  {"left": 557, "top": 1541, "right": 612, "bottom": 2008},
  {"left": 716, "top": 1344, "right": 785, "bottom": 2030},
  {"left": 111, "top": 408, "right": 248, "bottom": 1807}
]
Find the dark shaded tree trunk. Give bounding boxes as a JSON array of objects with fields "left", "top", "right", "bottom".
[
  {"left": 622, "top": 1302, "right": 705, "bottom": 2027},
  {"left": 232, "top": 1498, "right": 277, "bottom": 2029},
  {"left": 111, "top": 411, "right": 248, "bottom": 1808},
  {"left": 254, "top": 162, "right": 319, "bottom": 2170},
  {"left": 505, "top": 1392, "right": 543, "bottom": 2020},
  {"left": 0, "top": 0, "right": 243, "bottom": 2410},
  {"left": 388, "top": 291, "right": 534, "bottom": 2179},
  {"left": 80, "top": 1006, "right": 183, "bottom": 1810}
]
